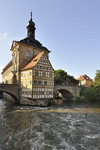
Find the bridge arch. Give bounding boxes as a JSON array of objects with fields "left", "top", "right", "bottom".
[
  {"left": 55, "top": 89, "right": 73, "bottom": 100},
  {"left": 54, "top": 85, "right": 82, "bottom": 101},
  {"left": 0, "top": 90, "right": 19, "bottom": 103},
  {"left": 0, "top": 84, "right": 20, "bottom": 104}
]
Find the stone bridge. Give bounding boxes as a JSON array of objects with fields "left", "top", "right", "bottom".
[
  {"left": 0, "top": 84, "right": 83, "bottom": 104},
  {"left": 54, "top": 85, "right": 82, "bottom": 100},
  {"left": 0, "top": 84, "right": 20, "bottom": 103}
]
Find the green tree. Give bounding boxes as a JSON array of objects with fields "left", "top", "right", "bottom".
[
  {"left": 54, "top": 69, "right": 79, "bottom": 85},
  {"left": 93, "top": 71, "right": 100, "bottom": 101},
  {"left": 67, "top": 75, "right": 79, "bottom": 85},
  {"left": 93, "top": 71, "right": 100, "bottom": 87},
  {"left": 95, "top": 86, "right": 100, "bottom": 101},
  {"left": 82, "top": 87, "right": 97, "bottom": 102},
  {"left": 54, "top": 69, "right": 68, "bottom": 84},
  {"left": 80, "top": 71, "right": 100, "bottom": 102}
]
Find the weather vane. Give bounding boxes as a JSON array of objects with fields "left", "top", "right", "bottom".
[{"left": 30, "top": 9, "right": 32, "bottom": 21}]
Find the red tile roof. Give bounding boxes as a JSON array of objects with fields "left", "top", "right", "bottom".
[
  {"left": 21, "top": 51, "right": 44, "bottom": 71},
  {"left": 78, "top": 75, "right": 92, "bottom": 81}
]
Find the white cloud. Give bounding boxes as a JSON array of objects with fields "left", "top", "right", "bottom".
[
  {"left": 3, "top": 33, "right": 8, "bottom": 38},
  {"left": 0, "top": 32, "right": 8, "bottom": 40}
]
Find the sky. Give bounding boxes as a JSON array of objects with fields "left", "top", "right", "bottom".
[{"left": 0, "top": 0, "right": 100, "bottom": 82}]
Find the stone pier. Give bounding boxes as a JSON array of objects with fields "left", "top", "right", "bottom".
[{"left": 0, "top": 91, "right": 3, "bottom": 99}]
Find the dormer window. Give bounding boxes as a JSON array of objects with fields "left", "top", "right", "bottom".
[
  {"left": 34, "top": 59, "right": 37, "bottom": 62},
  {"left": 26, "top": 50, "right": 30, "bottom": 57}
]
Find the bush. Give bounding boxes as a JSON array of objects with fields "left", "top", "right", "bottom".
[
  {"left": 75, "top": 96, "right": 81, "bottom": 101},
  {"left": 81, "top": 87, "right": 97, "bottom": 102}
]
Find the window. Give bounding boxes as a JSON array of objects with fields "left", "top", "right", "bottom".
[
  {"left": 49, "top": 91, "right": 52, "bottom": 95},
  {"left": 44, "top": 81, "right": 47, "bottom": 85},
  {"left": 26, "top": 50, "right": 30, "bottom": 57},
  {"left": 34, "top": 80, "right": 37, "bottom": 85},
  {"left": 38, "top": 81, "right": 41, "bottom": 85},
  {"left": 34, "top": 59, "right": 37, "bottom": 62},
  {"left": 40, "top": 66, "right": 42, "bottom": 69},
  {"left": 39, "top": 71, "right": 42, "bottom": 77},
  {"left": 29, "top": 91, "right": 31, "bottom": 95},
  {"left": 52, "top": 73, "right": 54, "bottom": 77},
  {"left": 46, "top": 72, "right": 50, "bottom": 77},
  {"left": 39, "top": 91, "right": 44, "bottom": 95}
]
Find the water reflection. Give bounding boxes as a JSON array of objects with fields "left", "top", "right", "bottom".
[{"left": 0, "top": 99, "right": 100, "bottom": 150}]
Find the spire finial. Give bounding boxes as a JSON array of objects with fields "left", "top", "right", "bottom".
[
  {"left": 30, "top": 10, "right": 32, "bottom": 21},
  {"left": 27, "top": 10, "right": 36, "bottom": 38}
]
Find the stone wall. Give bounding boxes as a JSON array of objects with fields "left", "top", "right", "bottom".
[
  {"left": 0, "top": 92, "right": 3, "bottom": 99},
  {"left": 20, "top": 97, "right": 52, "bottom": 106}
]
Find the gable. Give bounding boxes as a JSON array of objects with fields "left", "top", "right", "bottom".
[
  {"left": 21, "top": 51, "right": 44, "bottom": 71},
  {"left": 21, "top": 51, "right": 54, "bottom": 72},
  {"left": 11, "top": 41, "right": 18, "bottom": 51},
  {"left": 36, "top": 52, "right": 54, "bottom": 71}
]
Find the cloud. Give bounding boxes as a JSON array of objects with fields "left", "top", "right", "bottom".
[
  {"left": 0, "top": 32, "right": 8, "bottom": 40},
  {"left": 3, "top": 33, "right": 8, "bottom": 38}
]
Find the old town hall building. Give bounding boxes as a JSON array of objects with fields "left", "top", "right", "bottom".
[{"left": 2, "top": 13, "right": 54, "bottom": 105}]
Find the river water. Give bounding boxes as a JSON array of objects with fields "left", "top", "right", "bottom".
[{"left": 0, "top": 98, "right": 100, "bottom": 150}]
